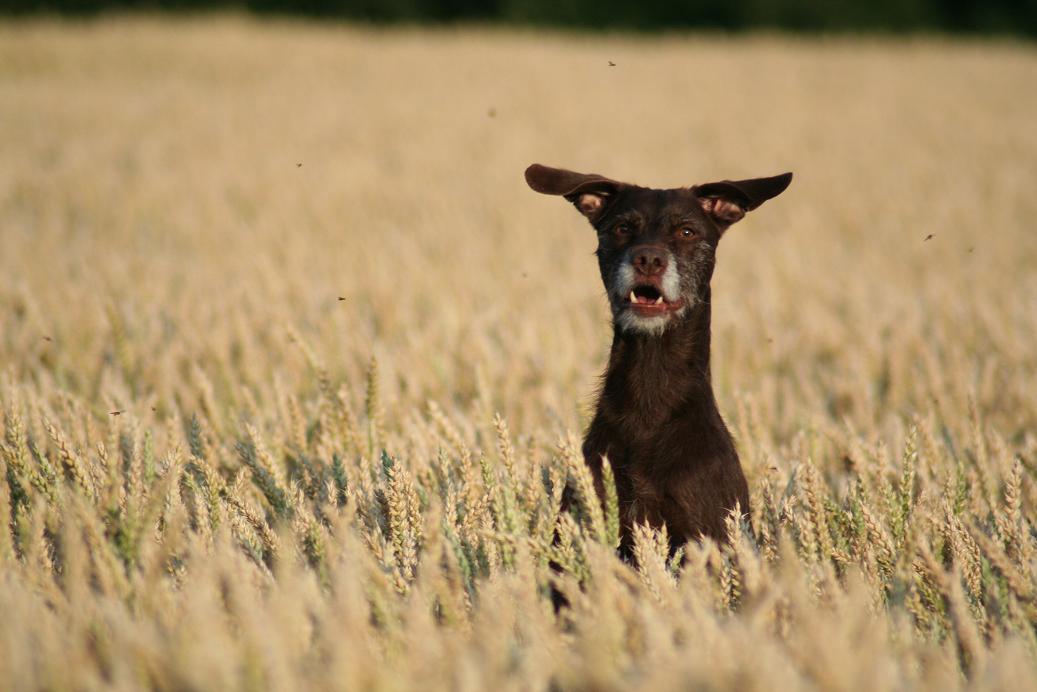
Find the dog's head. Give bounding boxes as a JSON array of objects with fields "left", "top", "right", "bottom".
[{"left": 525, "top": 164, "right": 791, "bottom": 336}]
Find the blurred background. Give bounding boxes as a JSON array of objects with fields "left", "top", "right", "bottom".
[{"left": 1, "top": 0, "right": 1035, "bottom": 36}]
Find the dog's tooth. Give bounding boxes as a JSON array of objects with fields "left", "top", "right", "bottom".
[
  {"left": 629, "top": 291, "right": 637, "bottom": 303},
  {"left": 655, "top": 296, "right": 663, "bottom": 305}
]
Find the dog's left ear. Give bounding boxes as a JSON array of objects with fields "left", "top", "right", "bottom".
[
  {"left": 525, "top": 163, "right": 624, "bottom": 223},
  {"left": 694, "top": 172, "right": 793, "bottom": 233}
]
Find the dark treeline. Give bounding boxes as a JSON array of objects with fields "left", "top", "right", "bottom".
[{"left": 2, "top": 0, "right": 1035, "bottom": 36}]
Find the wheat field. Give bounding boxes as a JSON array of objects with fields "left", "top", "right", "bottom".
[{"left": 1, "top": 17, "right": 1036, "bottom": 690}]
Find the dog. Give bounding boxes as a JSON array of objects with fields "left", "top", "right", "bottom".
[{"left": 526, "top": 163, "right": 792, "bottom": 557}]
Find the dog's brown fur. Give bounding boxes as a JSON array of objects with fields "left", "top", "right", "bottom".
[{"left": 526, "top": 164, "right": 792, "bottom": 557}]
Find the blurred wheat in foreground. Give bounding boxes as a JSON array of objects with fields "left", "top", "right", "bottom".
[{"left": 1, "top": 17, "right": 1037, "bottom": 691}]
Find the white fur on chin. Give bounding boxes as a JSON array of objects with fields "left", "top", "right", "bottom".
[{"left": 616, "top": 311, "right": 671, "bottom": 336}]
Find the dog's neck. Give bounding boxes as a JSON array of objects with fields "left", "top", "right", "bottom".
[{"left": 600, "top": 287, "right": 719, "bottom": 428}]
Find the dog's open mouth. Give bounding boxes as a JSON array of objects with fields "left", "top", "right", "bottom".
[{"left": 625, "top": 285, "right": 684, "bottom": 315}]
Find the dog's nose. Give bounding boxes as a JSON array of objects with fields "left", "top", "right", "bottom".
[{"left": 631, "top": 245, "right": 668, "bottom": 276}]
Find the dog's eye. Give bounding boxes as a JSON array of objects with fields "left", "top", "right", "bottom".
[
  {"left": 679, "top": 227, "right": 697, "bottom": 239},
  {"left": 614, "top": 224, "right": 632, "bottom": 239}
]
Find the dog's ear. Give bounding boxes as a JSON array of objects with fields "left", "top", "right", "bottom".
[
  {"left": 525, "top": 164, "right": 624, "bottom": 223},
  {"left": 694, "top": 172, "right": 792, "bottom": 233}
]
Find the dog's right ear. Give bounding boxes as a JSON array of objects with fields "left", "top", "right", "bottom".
[{"left": 525, "top": 164, "right": 623, "bottom": 223}]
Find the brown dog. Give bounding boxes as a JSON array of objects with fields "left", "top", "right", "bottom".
[{"left": 526, "top": 164, "right": 792, "bottom": 557}]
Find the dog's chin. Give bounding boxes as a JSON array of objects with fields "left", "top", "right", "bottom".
[{"left": 616, "top": 311, "right": 672, "bottom": 336}]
